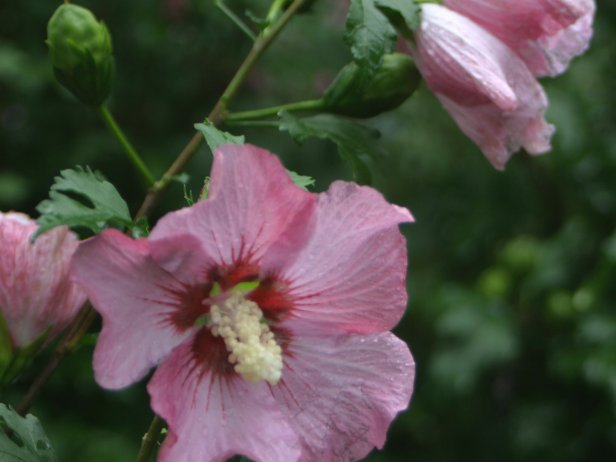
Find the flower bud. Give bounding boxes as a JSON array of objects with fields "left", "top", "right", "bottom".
[
  {"left": 323, "top": 53, "right": 421, "bottom": 118},
  {"left": 46, "top": 3, "right": 114, "bottom": 106}
]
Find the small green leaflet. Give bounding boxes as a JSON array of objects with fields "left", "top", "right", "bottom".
[
  {"left": 195, "top": 120, "right": 245, "bottom": 152},
  {"left": 287, "top": 170, "right": 315, "bottom": 191},
  {"left": 194, "top": 121, "right": 315, "bottom": 190},
  {"left": 0, "top": 404, "right": 57, "bottom": 462},
  {"left": 279, "top": 112, "right": 380, "bottom": 184},
  {"left": 375, "top": 0, "right": 421, "bottom": 38},
  {"left": 345, "top": 0, "right": 397, "bottom": 74},
  {"left": 34, "top": 166, "right": 132, "bottom": 239}
]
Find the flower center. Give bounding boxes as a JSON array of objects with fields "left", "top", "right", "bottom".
[{"left": 209, "top": 292, "right": 283, "bottom": 385}]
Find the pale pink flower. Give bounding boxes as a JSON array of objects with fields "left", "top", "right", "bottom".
[
  {"left": 0, "top": 212, "right": 85, "bottom": 348},
  {"left": 412, "top": 4, "right": 555, "bottom": 170},
  {"left": 444, "top": 0, "right": 595, "bottom": 77},
  {"left": 72, "top": 144, "right": 415, "bottom": 461}
]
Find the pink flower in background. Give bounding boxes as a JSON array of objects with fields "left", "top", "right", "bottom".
[
  {"left": 72, "top": 144, "right": 415, "bottom": 461},
  {"left": 444, "top": 0, "right": 595, "bottom": 77},
  {"left": 412, "top": 4, "right": 555, "bottom": 170},
  {"left": 0, "top": 212, "right": 85, "bottom": 348}
]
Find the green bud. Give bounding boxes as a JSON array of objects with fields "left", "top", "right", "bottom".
[
  {"left": 323, "top": 53, "right": 421, "bottom": 118},
  {"left": 46, "top": 3, "right": 114, "bottom": 106}
]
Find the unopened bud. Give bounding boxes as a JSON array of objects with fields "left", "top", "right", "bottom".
[
  {"left": 323, "top": 53, "right": 421, "bottom": 118},
  {"left": 46, "top": 3, "right": 114, "bottom": 106}
]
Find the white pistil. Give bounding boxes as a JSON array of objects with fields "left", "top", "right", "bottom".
[{"left": 210, "top": 292, "right": 283, "bottom": 385}]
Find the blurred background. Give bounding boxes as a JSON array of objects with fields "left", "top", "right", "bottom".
[{"left": 1, "top": 1, "right": 615, "bottom": 461}]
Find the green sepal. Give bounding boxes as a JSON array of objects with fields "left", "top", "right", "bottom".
[{"left": 323, "top": 52, "right": 420, "bottom": 118}]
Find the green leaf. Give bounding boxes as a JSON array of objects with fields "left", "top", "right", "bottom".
[
  {"left": 195, "top": 120, "right": 245, "bottom": 152},
  {"left": 345, "top": 0, "right": 397, "bottom": 74},
  {"left": 34, "top": 166, "right": 132, "bottom": 239},
  {"left": 279, "top": 112, "right": 380, "bottom": 184},
  {"left": 0, "top": 404, "right": 56, "bottom": 462},
  {"left": 375, "top": 0, "right": 421, "bottom": 38},
  {"left": 287, "top": 170, "right": 315, "bottom": 191},
  {"left": 130, "top": 216, "right": 150, "bottom": 239}
]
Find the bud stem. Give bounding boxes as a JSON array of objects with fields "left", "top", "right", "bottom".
[
  {"left": 98, "top": 105, "right": 156, "bottom": 187},
  {"left": 16, "top": 304, "right": 96, "bottom": 415},
  {"left": 135, "top": 414, "right": 165, "bottom": 462},
  {"left": 226, "top": 98, "right": 326, "bottom": 122},
  {"left": 135, "top": 0, "right": 308, "bottom": 219}
]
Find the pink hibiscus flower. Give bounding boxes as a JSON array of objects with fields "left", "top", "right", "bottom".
[
  {"left": 444, "top": 0, "right": 595, "bottom": 77},
  {"left": 411, "top": 4, "right": 555, "bottom": 170},
  {"left": 72, "top": 144, "right": 415, "bottom": 461},
  {"left": 0, "top": 212, "right": 85, "bottom": 348}
]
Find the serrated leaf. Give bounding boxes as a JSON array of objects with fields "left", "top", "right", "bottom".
[
  {"left": 345, "top": 0, "right": 397, "bottom": 74},
  {"left": 375, "top": 0, "right": 421, "bottom": 37},
  {"left": 195, "top": 120, "right": 245, "bottom": 152},
  {"left": 34, "top": 166, "right": 132, "bottom": 239},
  {"left": 0, "top": 404, "right": 56, "bottom": 462},
  {"left": 279, "top": 112, "right": 380, "bottom": 184},
  {"left": 287, "top": 170, "right": 315, "bottom": 191}
]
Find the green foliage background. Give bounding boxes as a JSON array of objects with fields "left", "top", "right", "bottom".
[{"left": 1, "top": 1, "right": 615, "bottom": 460}]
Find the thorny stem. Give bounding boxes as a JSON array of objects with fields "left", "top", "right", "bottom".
[
  {"left": 16, "top": 304, "right": 97, "bottom": 415},
  {"left": 135, "top": 415, "right": 165, "bottom": 462},
  {"left": 135, "top": 0, "right": 308, "bottom": 219},
  {"left": 226, "top": 98, "right": 325, "bottom": 122},
  {"left": 98, "top": 105, "right": 156, "bottom": 187}
]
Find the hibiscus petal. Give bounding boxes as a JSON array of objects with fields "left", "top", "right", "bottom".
[
  {"left": 437, "top": 92, "right": 554, "bottom": 170},
  {"left": 413, "top": 4, "right": 555, "bottom": 169},
  {"left": 71, "top": 229, "right": 206, "bottom": 389},
  {"left": 150, "top": 144, "right": 315, "bottom": 272},
  {"left": 534, "top": 4, "right": 595, "bottom": 77},
  {"left": 149, "top": 338, "right": 301, "bottom": 462},
  {"left": 444, "top": 0, "right": 595, "bottom": 77},
  {"left": 262, "top": 181, "right": 412, "bottom": 333},
  {"left": 0, "top": 212, "right": 85, "bottom": 347},
  {"left": 272, "top": 330, "right": 414, "bottom": 461}
]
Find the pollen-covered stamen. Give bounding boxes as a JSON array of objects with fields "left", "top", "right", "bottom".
[{"left": 209, "top": 292, "right": 283, "bottom": 385}]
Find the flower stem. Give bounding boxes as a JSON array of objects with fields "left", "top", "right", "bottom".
[
  {"left": 134, "top": 0, "right": 308, "bottom": 219},
  {"left": 225, "top": 120, "right": 281, "bottom": 128},
  {"left": 16, "top": 305, "right": 96, "bottom": 415},
  {"left": 135, "top": 415, "right": 165, "bottom": 462},
  {"left": 265, "top": 0, "right": 287, "bottom": 31},
  {"left": 226, "top": 98, "right": 325, "bottom": 122},
  {"left": 98, "top": 105, "right": 155, "bottom": 187}
]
